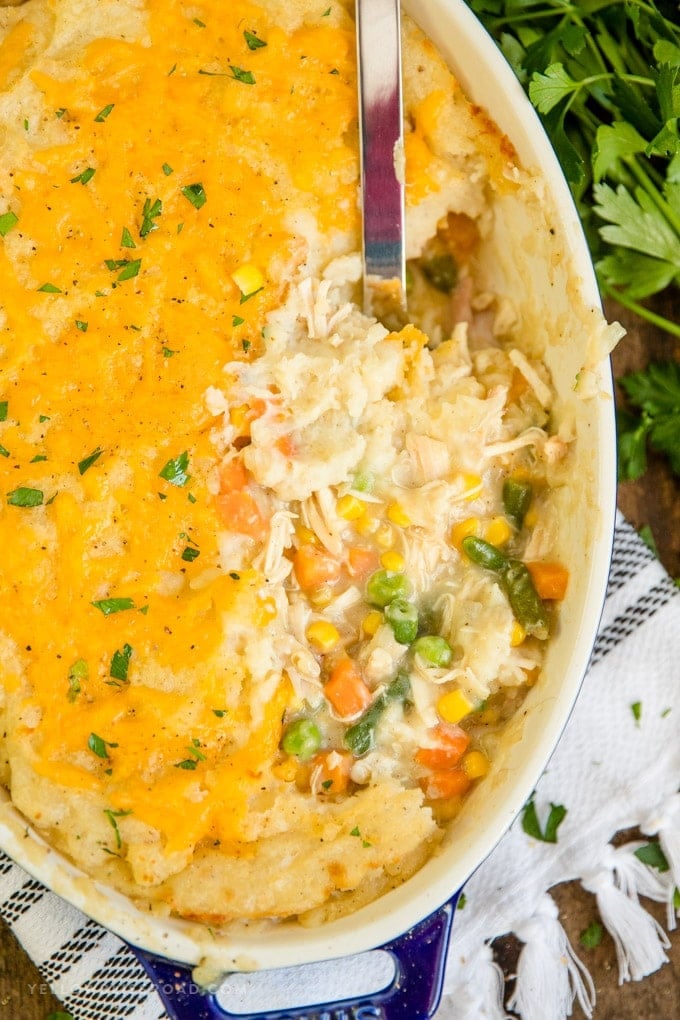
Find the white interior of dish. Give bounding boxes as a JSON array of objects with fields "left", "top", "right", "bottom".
[{"left": 0, "top": 0, "right": 617, "bottom": 974}]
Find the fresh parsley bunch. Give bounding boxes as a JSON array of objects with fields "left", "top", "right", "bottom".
[{"left": 469, "top": 0, "right": 680, "bottom": 336}]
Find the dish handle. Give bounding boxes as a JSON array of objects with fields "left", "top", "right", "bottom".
[{"left": 131, "top": 892, "right": 459, "bottom": 1020}]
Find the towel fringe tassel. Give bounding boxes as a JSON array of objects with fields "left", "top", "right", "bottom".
[
  {"left": 442, "top": 941, "right": 511, "bottom": 1020},
  {"left": 640, "top": 791, "right": 680, "bottom": 930},
  {"left": 506, "top": 893, "right": 595, "bottom": 1020},
  {"left": 581, "top": 844, "right": 671, "bottom": 984}
]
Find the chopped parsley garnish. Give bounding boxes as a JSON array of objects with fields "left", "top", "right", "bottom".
[
  {"left": 39, "top": 414, "right": 50, "bottom": 422},
  {"left": 229, "top": 571, "right": 240, "bottom": 580},
  {"left": 70, "top": 167, "right": 96, "bottom": 185},
  {"left": 78, "top": 447, "right": 103, "bottom": 475},
  {"left": 140, "top": 197, "right": 162, "bottom": 238},
  {"left": 521, "top": 797, "right": 567, "bottom": 844},
  {"left": 75, "top": 319, "right": 89, "bottom": 332},
  {"left": 232, "top": 315, "right": 245, "bottom": 327},
  {"left": 110, "top": 643, "right": 133, "bottom": 682},
  {"left": 194, "top": 17, "right": 206, "bottom": 27},
  {"left": 163, "top": 346, "right": 178, "bottom": 358},
  {"left": 91, "top": 597, "right": 136, "bottom": 615},
  {"left": 175, "top": 739, "right": 207, "bottom": 770},
  {"left": 162, "top": 162, "right": 174, "bottom": 176},
  {"left": 0, "top": 401, "right": 7, "bottom": 421},
  {"left": 634, "top": 840, "right": 670, "bottom": 872},
  {"left": 631, "top": 701, "right": 642, "bottom": 725},
  {"left": 88, "top": 732, "right": 118, "bottom": 759},
  {"left": 181, "top": 183, "right": 207, "bottom": 210},
  {"left": 30, "top": 454, "right": 47, "bottom": 463},
  {"left": 242, "top": 339, "right": 251, "bottom": 352},
  {"left": 229, "top": 66, "right": 256, "bottom": 85},
  {"left": 181, "top": 546, "right": 200, "bottom": 562},
  {"left": 579, "top": 921, "right": 604, "bottom": 949},
  {"left": 38, "top": 282, "right": 62, "bottom": 294},
  {"left": 55, "top": 107, "right": 67, "bottom": 118},
  {"left": 94, "top": 103, "right": 115, "bottom": 122},
  {"left": 67, "top": 659, "right": 88, "bottom": 702},
  {"left": 244, "top": 30, "right": 266, "bottom": 50},
  {"left": 0, "top": 446, "right": 9, "bottom": 458},
  {"left": 212, "top": 709, "right": 227, "bottom": 718},
  {"left": 121, "top": 227, "right": 136, "bottom": 249},
  {"left": 117, "top": 258, "right": 142, "bottom": 282},
  {"left": 104, "top": 808, "right": 133, "bottom": 850},
  {"left": 0, "top": 210, "right": 18, "bottom": 237},
  {"left": 159, "top": 450, "right": 190, "bottom": 486},
  {"left": 7, "top": 487, "right": 43, "bottom": 507}
]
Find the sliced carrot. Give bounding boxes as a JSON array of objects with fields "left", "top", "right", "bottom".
[
  {"left": 347, "top": 546, "right": 380, "bottom": 580},
  {"left": 312, "top": 751, "right": 352, "bottom": 795},
  {"left": 216, "top": 490, "right": 268, "bottom": 540},
  {"left": 275, "top": 434, "right": 297, "bottom": 458},
  {"left": 324, "top": 658, "right": 372, "bottom": 718},
  {"left": 219, "top": 457, "right": 248, "bottom": 492},
  {"left": 526, "top": 561, "right": 569, "bottom": 601},
  {"left": 293, "top": 544, "right": 341, "bottom": 591},
  {"left": 420, "top": 768, "right": 471, "bottom": 800},
  {"left": 415, "top": 724, "right": 470, "bottom": 771}
]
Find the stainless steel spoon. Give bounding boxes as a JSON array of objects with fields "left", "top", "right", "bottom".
[{"left": 356, "top": 0, "right": 406, "bottom": 325}]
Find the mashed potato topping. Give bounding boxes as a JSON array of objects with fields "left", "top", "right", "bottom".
[{"left": 0, "top": 0, "right": 572, "bottom": 924}]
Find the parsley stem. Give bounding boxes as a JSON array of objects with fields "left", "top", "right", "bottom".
[
  {"left": 601, "top": 281, "right": 680, "bottom": 339},
  {"left": 627, "top": 158, "right": 680, "bottom": 240}
]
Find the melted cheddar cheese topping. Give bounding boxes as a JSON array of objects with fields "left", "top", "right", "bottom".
[{"left": 0, "top": 0, "right": 363, "bottom": 854}]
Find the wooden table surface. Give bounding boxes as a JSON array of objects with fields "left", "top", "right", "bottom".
[{"left": 0, "top": 294, "right": 678, "bottom": 1020}]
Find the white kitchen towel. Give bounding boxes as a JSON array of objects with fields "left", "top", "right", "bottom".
[{"left": 0, "top": 512, "right": 678, "bottom": 1020}]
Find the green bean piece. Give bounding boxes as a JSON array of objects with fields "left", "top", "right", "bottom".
[
  {"left": 461, "top": 535, "right": 509, "bottom": 573},
  {"left": 344, "top": 673, "right": 411, "bottom": 757},
  {"left": 281, "top": 718, "right": 322, "bottom": 761},
  {"left": 500, "top": 561, "right": 550, "bottom": 640},
  {"left": 412, "top": 635, "right": 454, "bottom": 667},
  {"left": 420, "top": 252, "right": 458, "bottom": 294},
  {"left": 384, "top": 598, "right": 419, "bottom": 644},
  {"left": 503, "top": 478, "right": 533, "bottom": 529},
  {"left": 365, "top": 569, "right": 412, "bottom": 608}
]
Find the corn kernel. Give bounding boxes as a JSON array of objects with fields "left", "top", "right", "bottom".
[
  {"left": 272, "top": 759, "right": 299, "bottom": 782},
  {"left": 451, "top": 517, "right": 479, "bottom": 551},
  {"left": 437, "top": 689, "right": 475, "bottom": 725},
  {"left": 461, "top": 473, "right": 483, "bottom": 501},
  {"left": 308, "top": 584, "right": 333, "bottom": 609},
  {"left": 336, "top": 494, "right": 365, "bottom": 520},
  {"left": 295, "top": 525, "right": 317, "bottom": 546},
  {"left": 484, "top": 516, "right": 513, "bottom": 547},
  {"left": 510, "top": 621, "right": 526, "bottom": 647},
  {"left": 380, "top": 549, "right": 405, "bottom": 572},
  {"left": 462, "top": 750, "right": 490, "bottom": 779},
  {"left": 362, "top": 610, "right": 383, "bottom": 636},
  {"left": 355, "top": 512, "right": 379, "bottom": 536},
  {"left": 306, "top": 620, "right": 340, "bottom": 652},
  {"left": 231, "top": 263, "right": 264, "bottom": 297},
  {"left": 375, "top": 522, "right": 394, "bottom": 548},
  {"left": 524, "top": 506, "right": 539, "bottom": 528},
  {"left": 387, "top": 503, "right": 411, "bottom": 527},
  {"left": 229, "top": 403, "right": 251, "bottom": 434}
]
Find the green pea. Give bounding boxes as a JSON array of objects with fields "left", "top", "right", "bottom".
[
  {"left": 281, "top": 718, "right": 322, "bottom": 761},
  {"left": 503, "top": 478, "right": 533, "bottom": 529},
  {"left": 461, "top": 535, "right": 509, "bottom": 573},
  {"left": 420, "top": 252, "right": 458, "bottom": 294},
  {"left": 384, "top": 598, "right": 419, "bottom": 644},
  {"left": 366, "top": 569, "right": 411, "bottom": 608},
  {"left": 412, "top": 635, "right": 454, "bottom": 667}
]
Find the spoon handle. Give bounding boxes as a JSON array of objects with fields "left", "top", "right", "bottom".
[{"left": 356, "top": 0, "right": 406, "bottom": 317}]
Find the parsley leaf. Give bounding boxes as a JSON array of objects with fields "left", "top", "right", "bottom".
[
  {"left": 159, "top": 450, "right": 190, "bottom": 486},
  {"left": 91, "top": 597, "right": 136, "bottom": 615},
  {"left": 634, "top": 840, "right": 670, "bottom": 872},
  {"left": 617, "top": 361, "right": 680, "bottom": 478},
  {"left": 579, "top": 921, "right": 604, "bottom": 949},
  {"left": 94, "top": 103, "right": 115, "bottom": 122},
  {"left": 229, "top": 66, "right": 256, "bottom": 85},
  {"left": 7, "top": 487, "right": 43, "bottom": 507},
  {"left": 521, "top": 797, "right": 567, "bottom": 843},
  {"left": 140, "top": 197, "right": 162, "bottom": 238},
  {"left": 181, "top": 183, "right": 207, "bottom": 209},
  {"left": 88, "top": 732, "right": 118, "bottom": 759},
  {"left": 78, "top": 447, "right": 103, "bottom": 475},
  {"left": 110, "top": 643, "right": 133, "bottom": 682},
  {"left": 244, "top": 30, "right": 266, "bottom": 51},
  {"left": 0, "top": 210, "right": 18, "bottom": 237}
]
